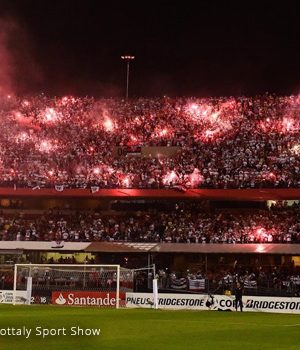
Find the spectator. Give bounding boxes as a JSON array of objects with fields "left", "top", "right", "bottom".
[{"left": 0, "top": 94, "right": 299, "bottom": 189}]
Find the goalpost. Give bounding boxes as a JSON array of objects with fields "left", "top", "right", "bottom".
[
  {"left": 132, "top": 265, "right": 158, "bottom": 309},
  {"left": 13, "top": 264, "right": 134, "bottom": 308}
]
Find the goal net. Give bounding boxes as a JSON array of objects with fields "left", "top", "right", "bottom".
[{"left": 13, "top": 264, "right": 134, "bottom": 308}]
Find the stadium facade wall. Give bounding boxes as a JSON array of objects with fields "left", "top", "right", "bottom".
[
  {"left": 141, "top": 146, "right": 180, "bottom": 158},
  {"left": 1, "top": 242, "right": 300, "bottom": 254},
  {"left": 1, "top": 188, "right": 300, "bottom": 199}
]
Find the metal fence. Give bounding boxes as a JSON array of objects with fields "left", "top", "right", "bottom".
[
  {"left": 155, "top": 277, "right": 300, "bottom": 297},
  {"left": 1, "top": 265, "right": 299, "bottom": 298}
]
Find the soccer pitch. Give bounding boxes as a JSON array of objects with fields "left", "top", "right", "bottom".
[{"left": 0, "top": 305, "right": 299, "bottom": 350}]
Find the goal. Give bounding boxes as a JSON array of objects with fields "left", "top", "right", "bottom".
[{"left": 13, "top": 264, "right": 134, "bottom": 308}]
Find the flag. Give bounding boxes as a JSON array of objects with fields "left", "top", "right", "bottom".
[
  {"left": 244, "top": 280, "right": 257, "bottom": 288},
  {"left": 172, "top": 185, "right": 187, "bottom": 193},
  {"left": 91, "top": 186, "right": 100, "bottom": 194},
  {"left": 51, "top": 241, "right": 65, "bottom": 249},
  {"left": 170, "top": 278, "right": 187, "bottom": 290},
  {"left": 188, "top": 278, "right": 206, "bottom": 291},
  {"left": 291, "top": 277, "right": 300, "bottom": 285}
]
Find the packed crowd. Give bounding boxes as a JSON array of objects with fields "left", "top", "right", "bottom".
[
  {"left": 2, "top": 263, "right": 299, "bottom": 297},
  {"left": 0, "top": 93, "right": 300, "bottom": 189},
  {"left": 161, "top": 264, "right": 300, "bottom": 295},
  {"left": 0, "top": 205, "right": 299, "bottom": 243}
]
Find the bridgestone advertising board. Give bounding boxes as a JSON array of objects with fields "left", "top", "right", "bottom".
[{"left": 126, "top": 293, "right": 300, "bottom": 314}]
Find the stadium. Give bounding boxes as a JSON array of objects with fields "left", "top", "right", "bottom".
[{"left": 0, "top": 1, "right": 300, "bottom": 350}]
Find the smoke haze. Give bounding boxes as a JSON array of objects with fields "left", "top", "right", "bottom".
[{"left": 0, "top": 16, "right": 42, "bottom": 96}]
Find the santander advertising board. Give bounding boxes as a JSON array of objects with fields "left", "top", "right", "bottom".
[{"left": 52, "top": 291, "right": 124, "bottom": 307}]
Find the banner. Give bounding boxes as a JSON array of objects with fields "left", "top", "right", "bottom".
[
  {"left": 126, "top": 293, "right": 205, "bottom": 309},
  {"left": 31, "top": 295, "right": 51, "bottom": 305},
  {"left": 0, "top": 290, "right": 27, "bottom": 304},
  {"left": 291, "top": 277, "right": 300, "bottom": 285},
  {"left": 50, "top": 241, "right": 65, "bottom": 249},
  {"left": 188, "top": 278, "right": 205, "bottom": 291},
  {"left": 244, "top": 280, "right": 257, "bottom": 288},
  {"left": 55, "top": 185, "right": 64, "bottom": 192},
  {"left": 126, "top": 293, "right": 300, "bottom": 314},
  {"left": 141, "top": 146, "right": 180, "bottom": 158},
  {"left": 91, "top": 186, "right": 100, "bottom": 194},
  {"left": 52, "top": 291, "right": 125, "bottom": 307},
  {"left": 170, "top": 278, "right": 187, "bottom": 290}
]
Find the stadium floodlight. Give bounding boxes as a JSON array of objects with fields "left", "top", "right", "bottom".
[
  {"left": 13, "top": 264, "right": 134, "bottom": 308},
  {"left": 121, "top": 55, "right": 135, "bottom": 99}
]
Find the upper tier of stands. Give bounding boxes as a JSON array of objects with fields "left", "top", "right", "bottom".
[{"left": 0, "top": 93, "right": 299, "bottom": 189}]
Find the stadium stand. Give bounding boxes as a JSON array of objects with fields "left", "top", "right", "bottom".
[
  {"left": 0, "top": 203, "right": 299, "bottom": 243},
  {"left": 0, "top": 93, "right": 299, "bottom": 189}
]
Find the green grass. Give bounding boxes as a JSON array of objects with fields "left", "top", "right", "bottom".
[{"left": 0, "top": 305, "right": 299, "bottom": 350}]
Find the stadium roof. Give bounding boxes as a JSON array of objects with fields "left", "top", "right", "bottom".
[{"left": 85, "top": 242, "right": 157, "bottom": 253}]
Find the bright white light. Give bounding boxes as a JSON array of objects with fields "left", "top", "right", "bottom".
[
  {"left": 282, "top": 117, "right": 295, "bottom": 132},
  {"left": 103, "top": 118, "right": 114, "bottom": 132},
  {"left": 160, "top": 129, "right": 168, "bottom": 136},
  {"left": 44, "top": 108, "right": 60, "bottom": 122},
  {"left": 122, "top": 176, "right": 130, "bottom": 187},
  {"left": 186, "top": 103, "right": 212, "bottom": 120},
  {"left": 189, "top": 168, "right": 203, "bottom": 187},
  {"left": 38, "top": 140, "right": 54, "bottom": 153},
  {"left": 291, "top": 144, "right": 300, "bottom": 155},
  {"left": 16, "top": 132, "right": 29, "bottom": 143},
  {"left": 162, "top": 170, "right": 178, "bottom": 185},
  {"left": 256, "top": 245, "right": 266, "bottom": 253}
]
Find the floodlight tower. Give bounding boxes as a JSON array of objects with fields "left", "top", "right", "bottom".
[{"left": 121, "top": 55, "right": 135, "bottom": 99}]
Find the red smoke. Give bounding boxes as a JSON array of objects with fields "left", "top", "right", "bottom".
[
  {"left": 0, "top": 17, "right": 42, "bottom": 96},
  {"left": 0, "top": 18, "right": 14, "bottom": 94}
]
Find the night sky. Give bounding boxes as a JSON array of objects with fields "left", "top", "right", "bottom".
[{"left": 1, "top": 0, "right": 299, "bottom": 97}]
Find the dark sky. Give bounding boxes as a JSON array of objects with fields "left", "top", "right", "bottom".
[{"left": 1, "top": 0, "right": 299, "bottom": 97}]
